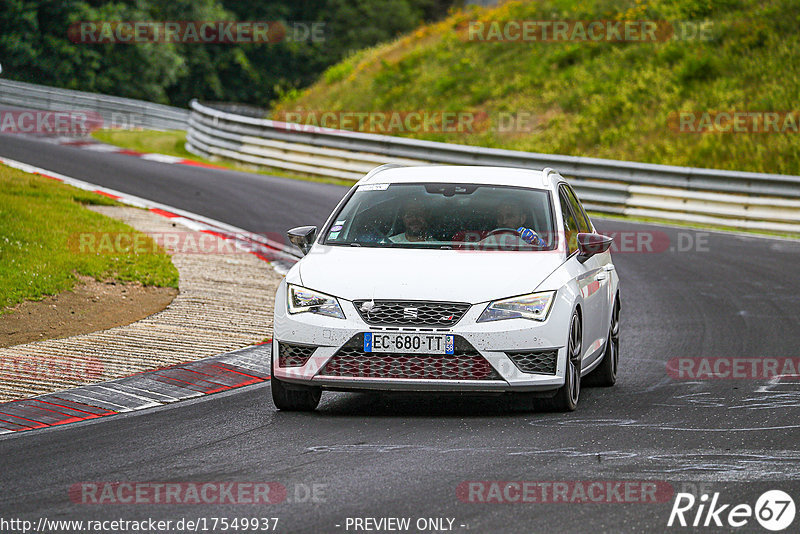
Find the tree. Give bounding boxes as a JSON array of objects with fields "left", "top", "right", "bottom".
[{"left": 0, "top": 0, "right": 458, "bottom": 107}]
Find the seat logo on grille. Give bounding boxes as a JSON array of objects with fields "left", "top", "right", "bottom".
[{"left": 403, "top": 307, "right": 418, "bottom": 319}]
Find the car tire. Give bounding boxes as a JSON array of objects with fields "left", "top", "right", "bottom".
[
  {"left": 271, "top": 375, "right": 321, "bottom": 411},
  {"left": 584, "top": 297, "right": 620, "bottom": 387},
  {"left": 539, "top": 311, "right": 581, "bottom": 412}
]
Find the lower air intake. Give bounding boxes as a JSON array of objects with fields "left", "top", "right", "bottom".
[
  {"left": 278, "top": 342, "right": 316, "bottom": 368},
  {"left": 506, "top": 350, "right": 558, "bottom": 375}
]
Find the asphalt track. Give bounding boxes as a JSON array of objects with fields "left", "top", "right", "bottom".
[{"left": 2, "top": 133, "right": 800, "bottom": 533}]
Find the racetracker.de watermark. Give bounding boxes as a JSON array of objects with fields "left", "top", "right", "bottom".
[
  {"left": 0, "top": 354, "right": 103, "bottom": 382},
  {"left": 0, "top": 110, "right": 103, "bottom": 136},
  {"left": 0, "top": 109, "right": 157, "bottom": 135},
  {"left": 452, "top": 230, "right": 708, "bottom": 254},
  {"left": 69, "top": 482, "right": 286, "bottom": 505},
  {"left": 669, "top": 111, "right": 800, "bottom": 134},
  {"left": 667, "top": 357, "right": 800, "bottom": 380},
  {"left": 68, "top": 21, "right": 325, "bottom": 44},
  {"left": 73, "top": 229, "right": 711, "bottom": 258},
  {"left": 272, "top": 110, "right": 494, "bottom": 134},
  {"left": 69, "top": 231, "right": 285, "bottom": 255},
  {"left": 456, "top": 481, "right": 674, "bottom": 503},
  {"left": 273, "top": 110, "right": 654, "bottom": 135},
  {"left": 458, "top": 20, "right": 714, "bottom": 42}
]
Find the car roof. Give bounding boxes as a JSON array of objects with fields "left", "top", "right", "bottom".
[{"left": 358, "top": 165, "right": 562, "bottom": 191}]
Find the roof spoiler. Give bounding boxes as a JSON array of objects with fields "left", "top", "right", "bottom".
[{"left": 361, "top": 163, "right": 406, "bottom": 182}]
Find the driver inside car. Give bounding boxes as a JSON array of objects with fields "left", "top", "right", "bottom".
[{"left": 389, "top": 202, "right": 430, "bottom": 243}]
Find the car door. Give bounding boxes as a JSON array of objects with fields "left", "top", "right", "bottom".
[
  {"left": 559, "top": 185, "right": 608, "bottom": 366},
  {"left": 563, "top": 183, "right": 614, "bottom": 337}
]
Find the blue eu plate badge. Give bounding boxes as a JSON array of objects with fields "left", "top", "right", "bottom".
[{"left": 364, "top": 332, "right": 373, "bottom": 351}]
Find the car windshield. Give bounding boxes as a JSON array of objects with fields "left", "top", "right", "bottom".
[{"left": 323, "top": 182, "right": 556, "bottom": 251}]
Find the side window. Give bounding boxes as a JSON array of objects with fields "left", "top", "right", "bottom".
[
  {"left": 563, "top": 185, "right": 592, "bottom": 233},
  {"left": 559, "top": 190, "right": 579, "bottom": 255}
]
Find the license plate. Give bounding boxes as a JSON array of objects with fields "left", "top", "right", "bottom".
[{"left": 364, "top": 333, "right": 454, "bottom": 354}]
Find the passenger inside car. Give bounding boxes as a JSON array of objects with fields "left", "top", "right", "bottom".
[{"left": 451, "top": 200, "right": 545, "bottom": 247}]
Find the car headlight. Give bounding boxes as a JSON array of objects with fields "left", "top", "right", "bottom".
[
  {"left": 477, "top": 291, "right": 556, "bottom": 322},
  {"left": 287, "top": 284, "right": 345, "bottom": 319}
]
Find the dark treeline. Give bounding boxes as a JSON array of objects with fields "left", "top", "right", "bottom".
[{"left": 0, "top": 0, "right": 456, "bottom": 108}]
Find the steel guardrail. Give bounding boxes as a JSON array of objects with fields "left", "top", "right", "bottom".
[
  {"left": 187, "top": 100, "right": 800, "bottom": 233},
  {"left": 0, "top": 79, "right": 188, "bottom": 131}
]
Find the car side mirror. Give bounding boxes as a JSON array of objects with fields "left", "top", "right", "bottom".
[
  {"left": 577, "top": 232, "right": 613, "bottom": 263},
  {"left": 287, "top": 226, "right": 317, "bottom": 255}
]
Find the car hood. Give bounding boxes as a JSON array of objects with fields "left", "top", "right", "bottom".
[{"left": 296, "top": 245, "right": 565, "bottom": 303}]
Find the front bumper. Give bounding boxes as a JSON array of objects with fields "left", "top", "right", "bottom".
[{"left": 272, "top": 282, "right": 571, "bottom": 392}]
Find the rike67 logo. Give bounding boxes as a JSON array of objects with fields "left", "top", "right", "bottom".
[{"left": 668, "top": 490, "right": 796, "bottom": 531}]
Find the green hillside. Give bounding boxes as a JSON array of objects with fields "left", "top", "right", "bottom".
[{"left": 274, "top": 0, "right": 800, "bottom": 175}]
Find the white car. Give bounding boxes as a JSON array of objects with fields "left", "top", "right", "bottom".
[{"left": 271, "top": 165, "right": 620, "bottom": 412}]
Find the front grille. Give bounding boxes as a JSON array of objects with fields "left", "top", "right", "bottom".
[
  {"left": 506, "top": 350, "right": 558, "bottom": 375},
  {"left": 320, "top": 335, "right": 500, "bottom": 380},
  {"left": 353, "top": 300, "right": 470, "bottom": 327},
  {"left": 278, "top": 342, "right": 316, "bottom": 367}
]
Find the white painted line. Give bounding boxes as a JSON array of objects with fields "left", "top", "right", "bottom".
[
  {"left": 140, "top": 153, "right": 184, "bottom": 164},
  {"left": 81, "top": 143, "right": 125, "bottom": 152},
  {"left": 107, "top": 383, "right": 180, "bottom": 403},
  {"left": 93, "top": 385, "right": 163, "bottom": 409},
  {"left": 53, "top": 391, "right": 135, "bottom": 413}
]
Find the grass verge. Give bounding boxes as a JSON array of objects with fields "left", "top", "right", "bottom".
[
  {"left": 92, "top": 129, "right": 194, "bottom": 158},
  {"left": 91, "top": 129, "right": 356, "bottom": 187},
  {"left": 275, "top": 0, "right": 800, "bottom": 175},
  {"left": 0, "top": 164, "right": 179, "bottom": 312}
]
